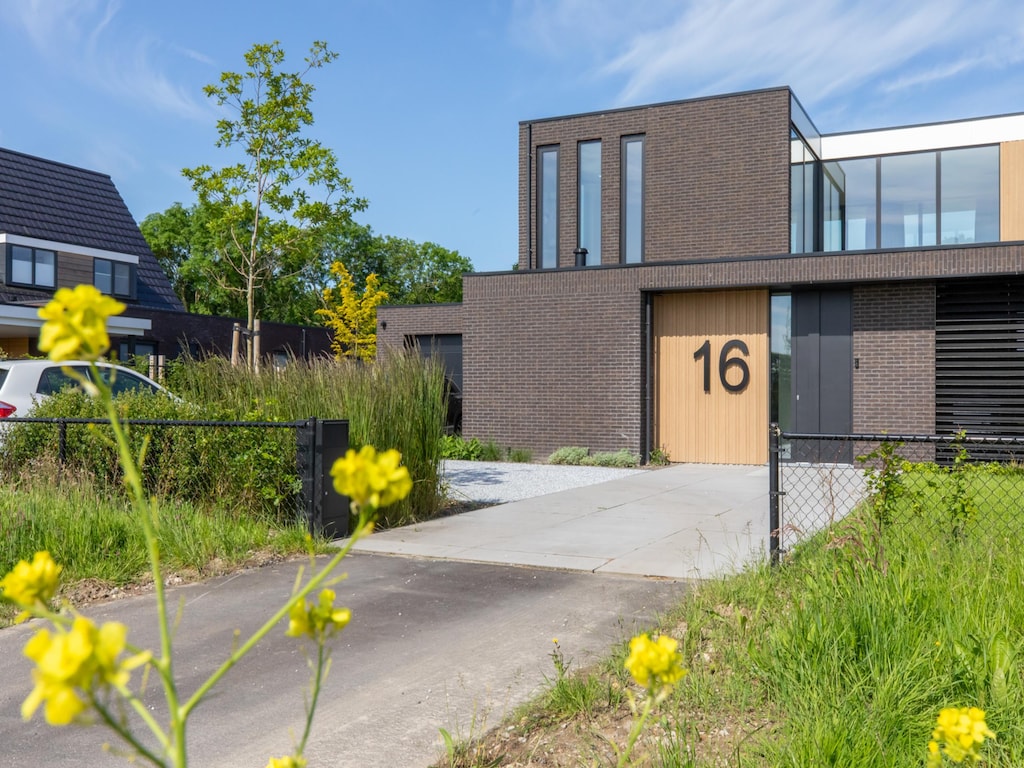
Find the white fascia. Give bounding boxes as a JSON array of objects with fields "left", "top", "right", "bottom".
[
  {"left": 822, "top": 113, "right": 1024, "bottom": 160},
  {"left": 0, "top": 305, "right": 150, "bottom": 336},
  {"left": 0, "top": 233, "right": 139, "bottom": 264}
]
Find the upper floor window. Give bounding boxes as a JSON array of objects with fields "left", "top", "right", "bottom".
[
  {"left": 538, "top": 146, "right": 559, "bottom": 269},
  {"left": 577, "top": 140, "right": 601, "bottom": 266},
  {"left": 790, "top": 128, "right": 818, "bottom": 254},
  {"left": 94, "top": 258, "right": 135, "bottom": 299},
  {"left": 622, "top": 136, "right": 644, "bottom": 263},
  {"left": 7, "top": 245, "right": 56, "bottom": 289},
  {"left": 839, "top": 145, "right": 999, "bottom": 250}
]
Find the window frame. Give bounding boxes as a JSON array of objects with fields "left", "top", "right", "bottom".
[
  {"left": 537, "top": 145, "right": 560, "bottom": 269},
  {"left": 6, "top": 244, "right": 57, "bottom": 289},
  {"left": 621, "top": 135, "right": 645, "bottom": 264},
  {"left": 577, "top": 139, "right": 602, "bottom": 266},
  {"left": 94, "top": 257, "right": 137, "bottom": 299}
]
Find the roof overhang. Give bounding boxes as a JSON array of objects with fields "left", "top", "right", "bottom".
[
  {"left": 0, "top": 233, "right": 139, "bottom": 264},
  {"left": 0, "top": 305, "right": 150, "bottom": 339}
]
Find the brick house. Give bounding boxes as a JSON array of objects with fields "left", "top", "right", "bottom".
[
  {"left": 378, "top": 86, "right": 1024, "bottom": 464},
  {"left": 0, "top": 147, "right": 330, "bottom": 363}
]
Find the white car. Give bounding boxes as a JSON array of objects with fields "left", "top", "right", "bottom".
[{"left": 0, "top": 360, "right": 172, "bottom": 418}]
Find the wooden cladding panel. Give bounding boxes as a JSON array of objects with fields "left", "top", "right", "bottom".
[
  {"left": 1001, "top": 140, "right": 1024, "bottom": 241},
  {"left": 0, "top": 338, "right": 30, "bottom": 358},
  {"left": 655, "top": 290, "right": 769, "bottom": 464}
]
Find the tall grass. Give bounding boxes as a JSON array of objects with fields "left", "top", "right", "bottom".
[
  {"left": 0, "top": 470, "right": 314, "bottom": 627},
  {"left": 663, "top": 462, "right": 1024, "bottom": 767},
  {"left": 167, "top": 352, "right": 446, "bottom": 526}
]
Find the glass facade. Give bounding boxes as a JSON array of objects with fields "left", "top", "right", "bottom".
[
  {"left": 941, "top": 145, "right": 999, "bottom": 244},
  {"left": 840, "top": 157, "right": 877, "bottom": 250},
  {"left": 770, "top": 293, "right": 792, "bottom": 433},
  {"left": 622, "top": 136, "right": 644, "bottom": 263},
  {"left": 538, "top": 146, "right": 559, "bottom": 269},
  {"left": 578, "top": 141, "right": 601, "bottom": 266},
  {"left": 790, "top": 129, "right": 817, "bottom": 253},
  {"left": 881, "top": 152, "right": 936, "bottom": 248}
]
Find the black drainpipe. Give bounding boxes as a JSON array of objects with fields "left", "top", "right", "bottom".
[
  {"left": 643, "top": 293, "right": 653, "bottom": 463},
  {"left": 526, "top": 123, "right": 533, "bottom": 270}
]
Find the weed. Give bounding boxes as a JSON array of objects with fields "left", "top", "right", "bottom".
[{"left": 506, "top": 447, "right": 532, "bottom": 463}]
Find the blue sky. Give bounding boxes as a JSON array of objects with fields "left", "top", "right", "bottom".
[{"left": 2, "top": 0, "right": 1024, "bottom": 274}]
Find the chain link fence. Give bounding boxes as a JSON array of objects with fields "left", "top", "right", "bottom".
[{"left": 769, "top": 426, "right": 1024, "bottom": 562}]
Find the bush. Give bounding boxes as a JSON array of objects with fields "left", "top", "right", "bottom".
[
  {"left": 582, "top": 450, "right": 640, "bottom": 468},
  {"left": 440, "top": 435, "right": 483, "bottom": 460},
  {"left": 548, "top": 446, "right": 590, "bottom": 465},
  {"left": 0, "top": 389, "right": 299, "bottom": 521},
  {"left": 507, "top": 447, "right": 533, "bottom": 463}
]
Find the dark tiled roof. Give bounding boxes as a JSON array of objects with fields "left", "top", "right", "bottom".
[{"left": 0, "top": 147, "right": 184, "bottom": 312}]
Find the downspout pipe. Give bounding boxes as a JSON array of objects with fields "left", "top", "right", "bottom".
[
  {"left": 526, "top": 123, "right": 533, "bottom": 270},
  {"left": 643, "top": 293, "right": 653, "bottom": 464}
]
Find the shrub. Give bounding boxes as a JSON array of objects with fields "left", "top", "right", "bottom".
[
  {"left": 582, "top": 450, "right": 640, "bottom": 468},
  {"left": 478, "top": 439, "right": 504, "bottom": 462},
  {"left": 507, "top": 447, "right": 533, "bottom": 463},
  {"left": 548, "top": 446, "right": 590, "bottom": 465},
  {"left": 440, "top": 435, "right": 483, "bottom": 460}
]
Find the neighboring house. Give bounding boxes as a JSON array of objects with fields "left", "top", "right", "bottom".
[
  {"left": 0, "top": 147, "right": 330, "bottom": 364},
  {"left": 379, "top": 86, "right": 1024, "bottom": 464}
]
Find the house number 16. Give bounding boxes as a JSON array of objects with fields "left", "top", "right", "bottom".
[{"left": 692, "top": 339, "right": 751, "bottom": 393}]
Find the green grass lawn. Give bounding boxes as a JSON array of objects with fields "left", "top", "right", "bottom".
[{"left": 437, "top": 460, "right": 1024, "bottom": 767}]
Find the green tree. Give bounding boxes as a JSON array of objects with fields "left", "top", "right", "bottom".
[
  {"left": 183, "top": 40, "right": 364, "bottom": 366},
  {"left": 320, "top": 225, "right": 472, "bottom": 305},
  {"left": 316, "top": 262, "right": 388, "bottom": 362}
]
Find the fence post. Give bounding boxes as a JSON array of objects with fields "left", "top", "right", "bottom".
[
  {"left": 58, "top": 419, "right": 67, "bottom": 464},
  {"left": 769, "top": 422, "right": 782, "bottom": 565},
  {"left": 295, "top": 418, "right": 351, "bottom": 539}
]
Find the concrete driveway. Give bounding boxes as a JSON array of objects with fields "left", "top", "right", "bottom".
[{"left": 0, "top": 462, "right": 771, "bottom": 766}]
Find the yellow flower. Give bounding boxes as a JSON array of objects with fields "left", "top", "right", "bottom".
[
  {"left": 21, "top": 616, "right": 150, "bottom": 726},
  {"left": 929, "top": 706, "right": 995, "bottom": 764},
  {"left": 1, "top": 551, "right": 62, "bottom": 620},
  {"left": 38, "top": 285, "right": 126, "bottom": 362},
  {"left": 286, "top": 589, "right": 352, "bottom": 641},
  {"left": 266, "top": 756, "right": 306, "bottom": 768},
  {"left": 330, "top": 446, "right": 412, "bottom": 510},
  {"left": 624, "top": 633, "right": 687, "bottom": 693}
]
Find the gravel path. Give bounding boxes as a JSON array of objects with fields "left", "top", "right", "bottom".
[{"left": 441, "top": 459, "right": 645, "bottom": 505}]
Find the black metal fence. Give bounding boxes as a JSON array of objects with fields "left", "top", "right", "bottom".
[
  {"left": 2, "top": 415, "right": 350, "bottom": 539},
  {"left": 769, "top": 425, "right": 1024, "bottom": 564}
]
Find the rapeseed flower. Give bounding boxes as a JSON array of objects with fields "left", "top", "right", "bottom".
[
  {"left": 21, "top": 616, "right": 150, "bottom": 726},
  {"left": 37, "top": 284, "right": 125, "bottom": 362},
  {"left": 266, "top": 756, "right": 306, "bottom": 768},
  {"left": 286, "top": 589, "right": 351, "bottom": 641},
  {"left": 624, "top": 633, "right": 687, "bottom": 693},
  {"left": 330, "top": 446, "right": 412, "bottom": 510},
  {"left": 928, "top": 706, "right": 995, "bottom": 766},
  {"left": 1, "top": 551, "right": 62, "bottom": 621}
]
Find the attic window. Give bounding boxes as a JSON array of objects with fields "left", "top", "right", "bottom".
[
  {"left": 94, "top": 258, "right": 135, "bottom": 299},
  {"left": 7, "top": 245, "right": 56, "bottom": 289}
]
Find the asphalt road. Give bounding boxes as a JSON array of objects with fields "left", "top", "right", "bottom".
[{"left": 1, "top": 552, "right": 685, "bottom": 767}]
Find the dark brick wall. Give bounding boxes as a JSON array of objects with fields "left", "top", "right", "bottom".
[
  {"left": 518, "top": 88, "right": 792, "bottom": 270},
  {"left": 463, "top": 270, "right": 642, "bottom": 456},
  {"left": 376, "top": 303, "right": 464, "bottom": 358},
  {"left": 461, "top": 243, "right": 1024, "bottom": 457},
  {"left": 853, "top": 283, "right": 936, "bottom": 434}
]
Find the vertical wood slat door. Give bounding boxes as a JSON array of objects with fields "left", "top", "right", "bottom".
[{"left": 654, "top": 290, "right": 769, "bottom": 464}]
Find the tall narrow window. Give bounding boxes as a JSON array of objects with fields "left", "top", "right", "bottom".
[
  {"left": 622, "top": 136, "right": 644, "bottom": 263},
  {"left": 577, "top": 141, "right": 601, "bottom": 266},
  {"left": 840, "top": 157, "right": 878, "bottom": 249},
  {"left": 790, "top": 129, "right": 817, "bottom": 253},
  {"left": 538, "top": 146, "right": 559, "bottom": 269}
]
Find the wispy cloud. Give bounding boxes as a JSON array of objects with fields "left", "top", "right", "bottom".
[
  {"left": 512, "top": 0, "right": 1024, "bottom": 117},
  {"left": 1, "top": 0, "right": 211, "bottom": 121}
]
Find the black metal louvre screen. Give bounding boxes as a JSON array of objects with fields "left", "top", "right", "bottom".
[{"left": 936, "top": 277, "right": 1024, "bottom": 460}]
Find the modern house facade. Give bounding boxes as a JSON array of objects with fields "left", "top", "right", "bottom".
[
  {"left": 0, "top": 147, "right": 330, "bottom": 364},
  {"left": 379, "top": 86, "right": 1024, "bottom": 464}
]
